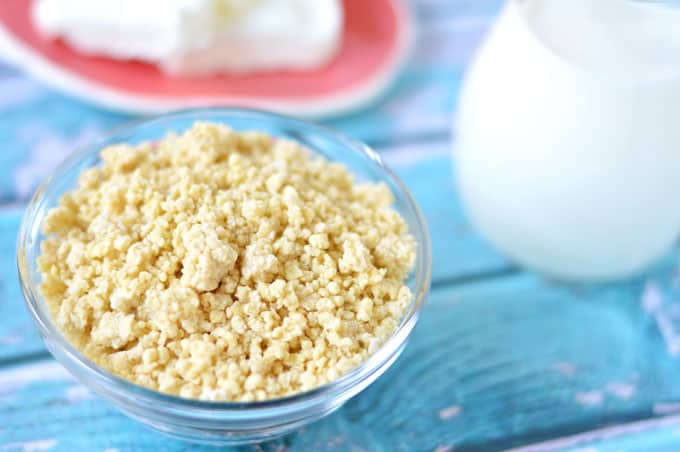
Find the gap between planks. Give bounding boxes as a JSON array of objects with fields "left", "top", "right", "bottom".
[
  {"left": 369, "top": 129, "right": 452, "bottom": 150},
  {"left": 0, "top": 350, "right": 53, "bottom": 369}
]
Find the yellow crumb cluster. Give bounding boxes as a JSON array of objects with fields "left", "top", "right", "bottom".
[{"left": 38, "top": 122, "right": 416, "bottom": 401}]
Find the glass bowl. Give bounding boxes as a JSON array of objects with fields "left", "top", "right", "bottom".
[{"left": 17, "top": 108, "right": 432, "bottom": 446}]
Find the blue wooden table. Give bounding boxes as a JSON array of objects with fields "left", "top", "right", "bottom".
[{"left": 3, "top": 1, "right": 680, "bottom": 450}]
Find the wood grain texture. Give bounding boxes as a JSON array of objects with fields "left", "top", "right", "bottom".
[
  {"left": 510, "top": 414, "right": 680, "bottom": 452},
  {"left": 0, "top": 207, "right": 43, "bottom": 364},
  {"left": 3, "top": 269, "right": 680, "bottom": 451}
]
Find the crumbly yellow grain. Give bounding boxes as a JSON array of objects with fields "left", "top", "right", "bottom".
[{"left": 38, "top": 122, "right": 416, "bottom": 401}]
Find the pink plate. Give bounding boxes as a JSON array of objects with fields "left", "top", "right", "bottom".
[{"left": 0, "top": 0, "right": 412, "bottom": 116}]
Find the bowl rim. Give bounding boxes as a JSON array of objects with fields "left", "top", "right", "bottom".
[{"left": 17, "top": 107, "right": 432, "bottom": 413}]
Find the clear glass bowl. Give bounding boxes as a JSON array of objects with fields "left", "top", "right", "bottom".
[{"left": 16, "top": 108, "right": 432, "bottom": 446}]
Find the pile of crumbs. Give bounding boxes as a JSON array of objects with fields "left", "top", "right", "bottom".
[{"left": 38, "top": 122, "right": 416, "bottom": 401}]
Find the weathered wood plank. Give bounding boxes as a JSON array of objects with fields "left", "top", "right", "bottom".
[
  {"left": 3, "top": 269, "right": 680, "bottom": 451},
  {"left": 0, "top": 143, "right": 511, "bottom": 362},
  {"left": 0, "top": 69, "right": 468, "bottom": 202},
  {"left": 510, "top": 414, "right": 680, "bottom": 452},
  {"left": 0, "top": 206, "right": 43, "bottom": 363}
]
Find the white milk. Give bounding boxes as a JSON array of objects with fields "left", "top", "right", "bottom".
[
  {"left": 455, "top": 0, "right": 680, "bottom": 281},
  {"left": 528, "top": 0, "right": 680, "bottom": 78}
]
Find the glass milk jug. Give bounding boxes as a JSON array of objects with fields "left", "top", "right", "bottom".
[{"left": 455, "top": 0, "right": 680, "bottom": 281}]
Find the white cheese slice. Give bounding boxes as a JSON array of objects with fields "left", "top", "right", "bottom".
[{"left": 33, "top": 0, "right": 343, "bottom": 75}]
